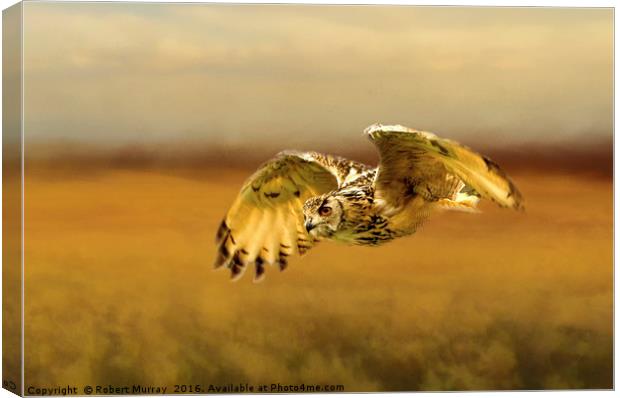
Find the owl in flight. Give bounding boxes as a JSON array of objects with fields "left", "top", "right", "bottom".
[{"left": 215, "top": 124, "right": 523, "bottom": 282}]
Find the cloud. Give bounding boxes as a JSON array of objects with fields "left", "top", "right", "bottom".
[{"left": 22, "top": 3, "right": 612, "bottom": 147}]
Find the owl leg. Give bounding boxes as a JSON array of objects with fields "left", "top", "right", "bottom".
[{"left": 436, "top": 196, "right": 480, "bottom": 213}]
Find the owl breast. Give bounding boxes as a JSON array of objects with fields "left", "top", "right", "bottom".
[
  {"left": 331, "top": 180, "right": 399, "bottom": 246},
  {"left": 332, "top": 169, "right": 432, "bottom": 246},
  {"left": 340, "top": 213, "right": 398, "bottom": 246}
]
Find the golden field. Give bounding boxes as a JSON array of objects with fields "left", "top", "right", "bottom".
[{"left": 22, "top": 167, "right": 612, "bottom": 391}]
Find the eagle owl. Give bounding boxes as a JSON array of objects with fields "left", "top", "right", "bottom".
[{"left": 215, "top": 124, "right": 523, "bottom": 282}]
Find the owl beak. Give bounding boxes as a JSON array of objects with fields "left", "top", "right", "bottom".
[{"left": 305, "top": 221, "right": 316, "bottom": 233}]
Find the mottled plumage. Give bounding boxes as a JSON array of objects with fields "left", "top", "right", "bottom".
[{"left": 215, "top": 124, "right": 524, "bottom": 281}]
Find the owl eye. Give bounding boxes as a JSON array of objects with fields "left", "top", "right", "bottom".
[{"left": 318, "top": 206, "right": 332, "bottom": 217}]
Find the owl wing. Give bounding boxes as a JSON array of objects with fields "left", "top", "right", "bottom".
[
  {"left": 365, "top": 124, "right": 524, "bottom": 212},
  {"left": 216, "top": 150, "right": 368, "bottom": 282}
]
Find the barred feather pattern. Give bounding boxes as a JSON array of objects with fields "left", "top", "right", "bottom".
[
  {"left": 365, "top": 124, "right": 524, "bottom": 211},
  {"left": 214, "top": 151, "right": 367, "bottom": 281},
  {"left": 215, "top": 124, "right": 524, "bottom": 281}
]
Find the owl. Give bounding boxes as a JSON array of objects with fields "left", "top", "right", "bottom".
[{"left": 215, "top": 124, "right": 523, "bottom": 282}]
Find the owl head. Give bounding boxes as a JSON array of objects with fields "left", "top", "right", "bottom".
[{"left": 302, "top": 194, "right": 344, "bottom": 237}]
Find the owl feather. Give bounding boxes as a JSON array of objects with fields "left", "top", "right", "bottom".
[{"left": 215, "top": 124, "right": 524, "bottom": 281}]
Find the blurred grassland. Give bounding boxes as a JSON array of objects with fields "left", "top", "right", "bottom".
[{"left": 23, "top": 168, "right": 612, "bottom": 391}]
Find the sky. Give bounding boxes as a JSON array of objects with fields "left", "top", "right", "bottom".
[{"left": 22, "top": 3, "right": 613, "bottom": 152}]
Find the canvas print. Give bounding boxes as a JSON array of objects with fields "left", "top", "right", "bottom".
[{"left": 2, "top": 1, "right": 613, "bottom": 395}]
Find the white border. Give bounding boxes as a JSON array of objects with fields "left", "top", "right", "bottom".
[{"left": 0, "top": 1, "right": 616, "bottom": 398}]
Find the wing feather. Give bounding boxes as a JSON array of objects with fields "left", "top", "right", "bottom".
[
  {"left": 215, "top": 151, "right": 367, "bottom": 281},
  {"left": 365, "top": 124, "right": 524, "bottom": 211}
]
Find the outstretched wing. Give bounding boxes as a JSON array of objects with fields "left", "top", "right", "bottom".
[
  {"left": 365, "top": 124, "right": 524, "bottom": 212},
  {"left": 215, "top": 150, "right": 368, "bottom": 282}
]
